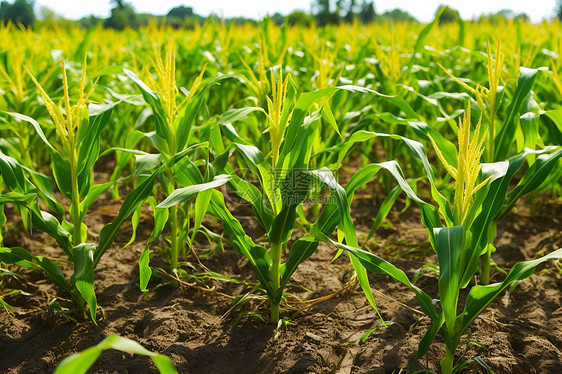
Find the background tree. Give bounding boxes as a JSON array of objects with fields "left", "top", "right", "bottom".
[
  {"left": 343, "top": 0, "right": 357, "bottom": 22},
  {"left": 0, "top": 0, "right": 34, "bottom": 27},
  {"left": 437, "top": 5, "right": 460, "bottom": 25},
  {"left": 104, "top": 0, "right": 139, "bottom": 30},
  {"left": 167, "top": 5, "right": 193, "bottom": 19},
  {"left": 79, "top": 15, "right": 103, "bottom": 29},
  {"left": 166, "top": 5, "right": 199, "bottom": 28},
  {"left": 270, "top": 12, "right": 285, "bottom": 26},
  {"left": 359, "top": 0, "right": 376, "bottom": 23},
  {"left": 513, "top": 13, "right": 529, "bottom": 23},
  {"left": 380, "top": 8, "right": 417, "bottom": 23},
  {"left": 312, "top": 0, "right": 339, "bottom": 26},
  {"left": 478, "top": 9, "right": 529, "bottom": 24},
  {"left": 287, "top": 10, "right": 313, "bottom": 27}
]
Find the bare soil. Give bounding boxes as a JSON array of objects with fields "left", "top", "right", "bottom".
[{"left": 0, "top": 182, "right": 561, "bottom": 373}]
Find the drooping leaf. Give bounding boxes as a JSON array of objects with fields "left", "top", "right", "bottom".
[
  {"left": 71, "top": 244, "right": 97, "bottom": 323},
  {"left": 54, "top": 335, "right": 178, "bottom": 374}
]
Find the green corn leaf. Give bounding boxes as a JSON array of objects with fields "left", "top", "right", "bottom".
[
  {"left": 123, "top": 69, "right": 171, "bottom": 150},
  {"left": 93, "top": 65, "right": 125, "bottom": 78},
  {"left": 459, "top": 248, "right": 562, "bottom": 338},
  {"left": 96, "top": 144, "right": 203, "bottom": 266},
  {"left": 208, "top": 189, "right": 273, "bottom": 296},
  {"left": 156, "top": 174, "right": 231, "bottom": 209},
  {"left": 268, "top": 169, "right": 311, "bottom": 245},
  {"left": 322, "top": 104, "right": 341, "bottom": 138},
  {"left": 175, "top": 74, "right": 233, "bottom": 152},
  {"left": 1, "top": 111, "right": 56, "bottom": 152},
  {"left": 71, "top": 243, "right": 97, "bottom": 323},
  {"left": 110, "top": 130, "right": 146, "bottom": 186},
  {"left": 147, "top": 197, "right": 169, "bottom": 245},
  {"left": 225, "top": 172, "right": 273, "bottom": 231},
  {"left": 76, "top": 107, "right": 113, "bottom": 197},
  {"left": 217, "top": 106, "right": 267, "bottom": 126},
  {"left": 277, "top": 237, "right": 318, "bottom": 303},
  {"left": 24, "top": 166, "right": 65, "bottom": 218},
  {"left": 144, "top": 132, "right": 170, "bottom": 156},
  {"left": 434, "top": 226, "right": 464, "bottom": 335},
  {"left": 329, "top": 239, "right": 437, "bottom": 319},
  {"left": 96, "top": 170, "right": 158, "bottom": 266},
  {"left": 332, "top": 131, "right": 451, "bottom": 225},
  {"left": 310, "top": 168, "right": 381, "bottom": 318},
  {"left": 50, "top": 151, "right": 72, "bottom": 199},
  {"left": 0, "top": 151, "right": 31, "bottom": 192},
  {"left": 350, "top": 161, "right": 443, "bottom": 245},
  {"left": 220, "top": 123, "right": 265, "bottom": 165},
  {"left": 191, "top": 188, "right": 213, "bottom": 246},
  {"left": 407, "top": 120, "right": 458, "bottom": 169},
  {"left": 519, "top": 112, "right": 543, "bottom": 152},
  {"left": 0, "top": 191, "right": 35, "bottom": 205},
  {"left": 459, "top": 160, "right": 511, "bottom": 287},
  {"left": 31, "top": 210, "right": 72, "bottom": 257},
  {"left": 462, "top": 147, "right": 559, "bottom": 287},
  {"left": 79, "top": 181, "right": 114, "bottom": 221},
  {"left": 54, "top": 335, "right": 178, "bottom": 374},
  {"left": 134, "top": 153, "right": 163, "bottom": 177},
  {"left": 494, "top": 67, "right": 547, "bottom": 161},
  {"left": 73, "top": 29, "right": 92, "bottom": 60},
  {"left": 173, "top": 158, "right": 204, "bottom": 186},
  {"left": 124, "top": 207, "right": 141, "bottom": 248},
  {"left": 139, "top": 246, "right": 152, "bottom": 293},
  {"left": 208, "top": 122, "right": 226, "bottom": 155},
  {"left": 279, "top": 87, "right": 339, "bottom": 169},
  {"left": 501, "top": 146, "right": 562, "bottom": 216},
  {"left": 407, "top": 6, "right": 444, "bottom": 69},
  {"left": 542, "top": 109, "right": 562, "bottom": 144},
  {"left": 418, "top": 312, "right": 446, "bottom": 358},
  {"left": 0, "top": 293, "right": 16, "bottom": 313},
  {"left": 0, "top": 246, "right": 71, "bottom": 294}
]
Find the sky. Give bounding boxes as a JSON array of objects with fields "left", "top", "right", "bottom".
[{"left": 34, "top": 0, "right": 559, "bottom": 23}]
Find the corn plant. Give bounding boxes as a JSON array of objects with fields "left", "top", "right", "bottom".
[
  {"left": 109, "top": 40, "right": 232, "bottom": 282},
  {"left": 195, "top": 72, "right": 385, "bottom": 323},
  {"left": 0, "top": 58, "right": 199, "bottom": 322},
  {"left": 0, "top": 58, "right": 112, "bottom": 321},
  {"left": 323, "top": 105, "right": 562, "bottom": 372}
]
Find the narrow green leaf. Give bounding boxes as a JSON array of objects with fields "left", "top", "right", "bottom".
[
  {"left": 139, "top": 247, "right": 152, "bottom": 293},
  {"left": 79, "top": 181, "right": 114, "bottom": 221},
  {"left": 217, "top": 106, "right": 267, "bottom": 125},
  {"left": 407, "top": 6, "right": 445, "bottom": 68},
  {"left": 494, "top": 67, "right": 547, "bottom": 160},
  {"left": 268, "top": 169, "right": 311, "bottom": 245},
  {"left": 0, "top": 246, "right": 71, "bottom": 294},
  {"left": 71, "top": 244, "right": 97, "bottom": 323},
  {"left": 156, "top": 174, "right": 231, "bottom": 209},
  {"left": 175, "top": 74, "right": 233, "bottom": 151},
  {"left": 460, "top": 248, "right": 562, "bottom": 335},
  {"left": 220, "top": 123, "right": 265, "bottom": 165},
  {"left": 54, "top": 335, "right": 178, "bottom": 374},
  {"left": 329, "top": 239, "right": 437, "bottom": 319},
  {"left": 1, "top": 111, "right": 56, "bottom": 152},
  {"left": 434, "top": 226, "right": 464, "bottom": 334},
  {"left": 96, "top": 171, "right": 158, "bottom": 265},
  {"left": 207, "top": 190, "right": 273, "bottom": 296}
]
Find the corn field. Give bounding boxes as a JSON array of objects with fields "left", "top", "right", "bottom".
[{"left": 1, "top": 17, "right": 562, "bottom": 373}]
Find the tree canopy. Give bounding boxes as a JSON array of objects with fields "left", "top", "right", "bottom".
[{"left": 0, "top": 0, "right": 34, "bottom": 27}]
